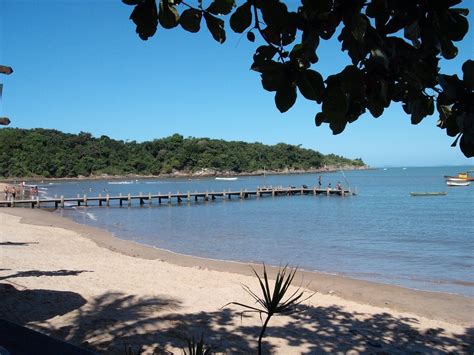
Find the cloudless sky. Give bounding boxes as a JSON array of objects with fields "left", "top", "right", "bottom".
[{"left": 1, "top": 0, "right": 473, "bottom": 167}]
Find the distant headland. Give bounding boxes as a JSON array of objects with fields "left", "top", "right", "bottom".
[{"left": 0, "top": 128, "right": 367, "bottom": 179}]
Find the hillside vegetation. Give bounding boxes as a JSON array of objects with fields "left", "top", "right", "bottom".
[{"left": 0, "top": 128, "right": 365, "bottom": 178}]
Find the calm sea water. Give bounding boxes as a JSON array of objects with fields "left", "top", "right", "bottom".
[{"left": 38, "top": 166, "right": 473, "bottom": 297}]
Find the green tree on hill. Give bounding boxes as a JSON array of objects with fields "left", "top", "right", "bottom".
[{"left": 0, "top": 128, "right": 364, "bottom": 178}]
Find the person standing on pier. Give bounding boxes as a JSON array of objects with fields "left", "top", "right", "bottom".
[{"left": 318, "top": 175, "right": 322, "bottom": 188}]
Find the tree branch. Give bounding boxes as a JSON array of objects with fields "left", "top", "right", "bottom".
[{"left": 251, "top": 0, "right": 286, "bottom": 63}]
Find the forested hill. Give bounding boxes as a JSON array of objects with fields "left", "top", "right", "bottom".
[{"left": 0, "top": 128, "right": 365, "bottom": 178}]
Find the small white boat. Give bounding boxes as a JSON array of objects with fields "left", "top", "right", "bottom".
[
  {"left": 446, "top": 177, "right": 468, "bottom": 182},
  {"left": 215, "top": 177, "right": 238, "bottom": 181},
  {"left": 446, "top": 180, "right": 471, "bottom": 187}
]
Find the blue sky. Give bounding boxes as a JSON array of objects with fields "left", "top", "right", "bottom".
[{"left": 1, "top": 0, "right": 473, "bottom": 167}]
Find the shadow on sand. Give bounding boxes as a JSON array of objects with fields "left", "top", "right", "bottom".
[
  {"left": 0, "top": 241, "right": 39, "bottom": 246},
  {"left": 0, "top": 283, "right": 87, "bottom": 324},
  {"left": 0, "top": 269, "right": 91, "bottom": 281},
  {"left": 2, "top": 288, "right": 470, "bottom": 353}
]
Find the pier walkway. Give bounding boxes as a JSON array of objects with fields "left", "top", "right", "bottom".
[{"left": 0, "top": 186, "right": 355, "bottom": 208}]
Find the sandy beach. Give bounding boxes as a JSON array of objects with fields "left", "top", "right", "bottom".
[{"left": 0, "top": 208, "right": 472, "bottom": 353}]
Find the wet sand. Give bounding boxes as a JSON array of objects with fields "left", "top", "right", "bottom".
[{"left": 0, "top": 208, "right": 472, "bottom": 353}]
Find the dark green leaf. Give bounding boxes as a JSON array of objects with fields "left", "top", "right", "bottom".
[
  {"left": 252, "top": 45, "right": 278, "bottom": 67},
  {"left": 366, "top": 0, "right": 389, "bottom": 29},
  {"left": 451, "top": 134, "right": 461, "bottom": 147},
  {"left": 159, "top": 0, "right": 179, "bottom": 29},
  {"left": 338, "top": 27, "right": 366, "bottom": 65},
  {"left": 206, "top": 0, "right": 235, "bottom": 16},
  {"left": 230, "top": 2, "right": 252, "bottom": 33},
  {"left": 261, "top": 0, "right": 289, "bottom": 29},
  {"left": 437, "top": 104, "right": 452, "bottom": 123},
  {"left": 438, "top": 74, "right": 461, "bottom": 100},
  {"left": 296, "top": 69, "right": 324, "bottom": 102},
  {"left": 460, "top": 134, "right": 474, "bottom": 157},
  {"left": 370, "top": 48, "right": 388, "bottom": 69},
  {"left": 446, "top": 0, "right": 463, "bottom": 6},
  {"left": 439, "top": 36, "right": 458, "bottom": 59},
  {"left": 262, "top": 26, "right": 282, "bottom": 46},
  {"left": 462, "top": 60, "right": 474, "bottom": 90},
  {"left": 452, "top": 8, "right": 469, "bottom": 16},
  {"left": 329, "top": 120, "right": 347, "bottom": 135},
  {"left": 291, "top": 32, "right": 319, "bottom": 65},
  {"left": 247, "top": 31, "right": 255, "bottom": 42},
  {"left": 275, "top": 81, "right": 297, "bottom": 113},
  {"left": 204, "top": 13, "right": 226, "bottom": 43},
  {"left": 410, "top": 97, "right": 434, "bottom": 125},
  {"left": 254, "top": 62, "right": 285, "bottom": 91},
  {"left": 442, "top": 111, "right": 462, "bottom": 137},
  {"left": 404, "top": 21, "right": 420, "bottom": 47},
  {"left": 304, "top": 0, "right": 332, "bottom": 13},
  {"left": 339, "top": 65, "right": 365, "bottom": 98},
  {"left": 366, "top": 0, "right": 387, "bottom": 18},
  {"left": 180, "top": 8, "right": 202, "bottom": 33},
  {"left": 123, "top": 0, "right": 143, "bottom": 5},
  {"left": 367, "top": 100, "right": 384, "bottom": 117},
  {"left": 445, "top": 10, "right": 469, "bottom": 41},
  {"left": 315, "top": 112, "right": 327, "bottom": 126},
  {"left": 130, "top": 0, "right": 159, "bottom": 40},
  {"left": 459, "top": 113, "right": 474, "bottom": 156},
  {"left": 351, "top": 14, "right": 367, "bottom": 42},
  {"left": 322, "top": 85, "right": 348, "bottom": 124}
]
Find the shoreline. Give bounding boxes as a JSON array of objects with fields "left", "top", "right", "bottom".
[
  {"left": 0, "top": 165, "right": 370, "bottom": 183},
  {"left": 1, "top": 208, "right": 473, "bottom": 352},
  {"left": 2, "top": 208, "right": 473, "bottom": 326}
]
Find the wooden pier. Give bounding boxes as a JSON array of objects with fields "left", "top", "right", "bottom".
[{"left": 0, "top": 186, "right": 355, "bottom": 209}]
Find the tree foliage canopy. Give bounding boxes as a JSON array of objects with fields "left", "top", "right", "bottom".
[
  {"left": 0, "top": 128, "right": 364, "bottom": 178},
  {"left": 123, "top": 0, "right": 474, "bottom": 158}
]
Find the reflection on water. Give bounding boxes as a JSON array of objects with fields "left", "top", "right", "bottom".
[{"left": 38, "top": 166, "right": 474, "bottom": 297}]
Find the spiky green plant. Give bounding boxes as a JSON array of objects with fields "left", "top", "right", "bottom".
[
  {"left": 226, "top": 264, "right": 312, "bottom": 354},
  {"left": 183, "top": 334, "right": 211, "bottom": 355}
]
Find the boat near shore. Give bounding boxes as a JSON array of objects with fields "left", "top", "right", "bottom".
[
  {"left": 410, "top": 192, "right": 447, "bottom": 197},
  {"left": 446, "top": 180, "right": 471, "bottom": 187},
  {"left": 215, "top": 177, "right": 238, "bottom": 181},
  {"left": 444, "top": 171, "right": 474, "bottom": 181},
  {"left": 446, "top": 177, "right": 469, "bottom": 182}
]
